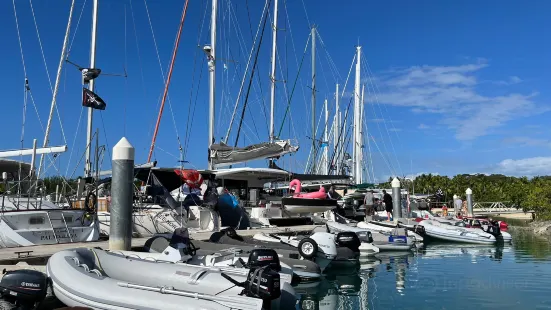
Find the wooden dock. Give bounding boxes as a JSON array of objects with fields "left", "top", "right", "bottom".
[{"left": 0, "top": 225, "right": 320, "bottom": 264}]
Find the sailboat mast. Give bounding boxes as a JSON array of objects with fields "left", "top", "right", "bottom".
[
  {"left": 207, "top": 0, "right": 217, "bottom": 170},
  {"left": 37, "top": 0, "right": 75, "bottom": 179},
  {"left": 353, "top": 45, "right": 361, "bottom": 184},
  {"left": 334, "top": 83, "right": 339, "bottom": 175},
  {"left": 360, "top": 83, "right": 365, "bottom": 184},
  {"left": 269, "top": 0, "right": 278, "bottom": 142},
  {"left": 310, "top": 25, "right": 316, "bottom": 173},
  {"left": 85, "top": 0, "right": 99, "bottom": 178},
  {"left": 324, "top": 99, "right": 328, "bottom": 174}
]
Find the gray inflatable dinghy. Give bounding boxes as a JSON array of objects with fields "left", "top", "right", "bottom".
[
  {"left": 326, "top": 221, "right": 415, "bottom": 251},
  {"left": 144, "top": 233, "right": 322, "bottom": 283},
  {"left": 47, "top": 247, "right": 296, "bottom": 310}
]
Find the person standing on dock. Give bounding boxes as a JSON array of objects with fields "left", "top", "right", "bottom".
[
  {"left": 454, "top": 195, "right": 463, "bottom": 216},
  {"left": 364, "top": 190, "right": 375, "bottom": 216},
  {"left": 382, "top": 190, "right": 393, "bottom": 221}
]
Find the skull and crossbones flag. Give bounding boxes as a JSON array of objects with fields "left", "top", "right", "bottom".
[{"left": 82, "top": 88, "right": 106, "bottom": 110}]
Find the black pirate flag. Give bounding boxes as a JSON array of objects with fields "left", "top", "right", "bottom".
[{"left": 82, "top": 88, "right": 106, "bottom": 110}]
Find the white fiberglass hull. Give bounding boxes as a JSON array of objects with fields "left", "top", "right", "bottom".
[{"left": 0, "top": 209, "right": 98, "bottom": 248}]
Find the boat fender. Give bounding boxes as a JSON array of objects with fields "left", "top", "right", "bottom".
[
  {"left": 0, "top": 270, "right": 48, "bottom": 310},
  {"left": 298, "top": 238, "right": 319, "bottom": 260}
]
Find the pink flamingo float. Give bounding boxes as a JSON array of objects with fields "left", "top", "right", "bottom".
[{"left": 288, "top": 179, "right": 327, "bottom": 199}]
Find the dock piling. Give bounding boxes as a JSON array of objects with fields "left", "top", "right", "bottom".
[
  {"left": 466, "top": 188, "right": 473, "bottom": 216},
  {"left": 109, "top": 137, "right": 135, "bottom": 251},
  {"left": 392, "top": 177, "right": 402, "bottom": 219}
]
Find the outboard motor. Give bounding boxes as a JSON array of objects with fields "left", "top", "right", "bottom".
[
  {"left": 0, "top": 270, "right": 48, "bottom": 310},
  {"left": 247, "top": 248, "right": 281, "bottom": 272},
  {"left": 221, "top": 266, "right": 281, "bottom": 309},
  {"left": 413, "top": 224, "right": 426, "bottom": 236},
  {"left": 336, "top": 232, "right": 361, "bottom": 252},
  {"left": 484, "top": 222, "right": 502, "bottom": 237},
  {"left": 355, "top": 231, "right": 373, "bottom": 244}
]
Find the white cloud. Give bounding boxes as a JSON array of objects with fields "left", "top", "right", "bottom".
[
  {"left": 502, "top": 136, "right": 551, "bottom": 148},
  {"left": 371, "top": 61, "right": 542, "bottom": 140},
  {"left": 418, "top": 123, "right": 430, "bottom": 129},
  {"left": 497, "top": 157, "right": 551, "bottom": 176},
  {"left": 492, "top": 75, "right": 523, "bottom": 86}
]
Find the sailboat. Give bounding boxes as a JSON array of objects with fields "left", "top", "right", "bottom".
[{"left": 0, "top": 1, "right": 100, "bottom": 248}]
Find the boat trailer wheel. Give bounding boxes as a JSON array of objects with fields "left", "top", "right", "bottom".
[{"left": 298, "top": 238, "right": 318, "bottom": 260}]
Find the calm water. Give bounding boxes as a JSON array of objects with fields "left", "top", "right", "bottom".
[{"left": 295, "top": 228, "right": 551, "bottom": 310}]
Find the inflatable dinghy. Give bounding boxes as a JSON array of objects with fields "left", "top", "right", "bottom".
[
  {"left": 205, "top": 228, "right": 360, "bottom": 272},
  {"left": 357, "top": 221, "right": 424, "bottom": 242},
  {"left": 325, "top": 221, "right": 414, "bottom": 251},
  {"left": 47, "top": 248, "right": 296, "bottom": 310},
  {"left": 146, "top": 229, "right": 322, "bottom": 282},
  {"left": 418, "top": 220, "right": 497, "bottom": 244}
]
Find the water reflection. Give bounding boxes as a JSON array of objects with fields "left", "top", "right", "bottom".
[{"left": 295, "top": 229, "right": 551, "bottom": 309}]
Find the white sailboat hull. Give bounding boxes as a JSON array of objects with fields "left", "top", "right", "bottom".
[{"left": 0, "top": 209, "right": 99, "bottom": 248}]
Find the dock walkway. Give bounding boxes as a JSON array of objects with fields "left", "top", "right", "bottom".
[{"left": 0, "top": 225, "right": 320, "bottom": 264}]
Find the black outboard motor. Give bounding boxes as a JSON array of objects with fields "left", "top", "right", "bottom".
[
  {"left": 0, "top": 270, "right": 48, "bottom": 310},
  {"left": 336, "top": 232, "right": 361, "bottom": 252},
  {"left": 355, "top": 231, "right": 373, "bottom": 244},
  {"left": 413, "top": 224, "right": 426, "bottom": 236},
  {"left": 221, "top": 266, "right": 281, "bottom": 309},
  {"left": 484, "top": 222, "right": 502, "bottom": 237},
  {"left": 247, "top": 248, "right": 281, "bottom": 272}
]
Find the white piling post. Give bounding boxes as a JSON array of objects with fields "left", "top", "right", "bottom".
[
  {"left": 110, "top": 137, "right": 135, "bottom": 251},
  {"left": 466, "top": 188, "right": 473, "bottom": 216},
  {"left": 392, "top": 178, "right": 402, "bottom": 220}
]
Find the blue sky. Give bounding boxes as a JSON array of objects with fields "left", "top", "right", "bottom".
[{"left": 2, "top": 0, "right": 550, "bottom": 182}]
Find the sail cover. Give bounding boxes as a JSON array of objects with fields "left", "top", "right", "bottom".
[{"left": 210, "top": 139, "right": 298, "bottom": 167}]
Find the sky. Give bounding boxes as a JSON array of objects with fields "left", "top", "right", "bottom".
[{"left": 1, "top": 0, "right": 550, "bottom": 182}]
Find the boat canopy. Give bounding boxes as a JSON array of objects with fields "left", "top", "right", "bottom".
[
  {"left": 201, "top": 167, "right": 291, "bottom": 188},
  {"left": 209, "top": 139, "right": 298, "bottom": 167}
]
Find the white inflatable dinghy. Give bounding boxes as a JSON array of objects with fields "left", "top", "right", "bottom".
[{"left": 47, "top": 248, "right": 296, "bottom": 310}]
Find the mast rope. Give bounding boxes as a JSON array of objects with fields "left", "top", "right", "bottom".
[
  {"left": 283, "top": 0, "right": 310, "bottom": 136},
  {"left": 234, "top": 0, "right": 272, "bottom": 147},
  {"left": 64, "top": 0, "right": 87, "bottom": 177},
  {"left": 277, "top": 34, "right": 310, "bottom": 137},
  {"left": 362, "top": 52, "right": 404, "bottom": 176},
  {"left": 35, "top": 0, "right": 75, "bottom": 180},
  {"left": 143, "top": 0, "right": 184, "bottom": 160},
  {"left": 129, "top": 0, "right": 150, "bottom": 156},
  {"left": 224, "top": 0, "right": 270, "bottom": 143},
  {"left": 13, "top": 0, "right": 28, "bottom": 194},
  {"left": 182, "top": 0, "right": 209, "bottom": 161},
  {"left": 29, "top": 0, "right": 69, "bottom": 148}
]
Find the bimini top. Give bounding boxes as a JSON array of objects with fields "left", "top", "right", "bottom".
[{"left": 201, "top": 167, "right": 291, "bottom": 188}]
